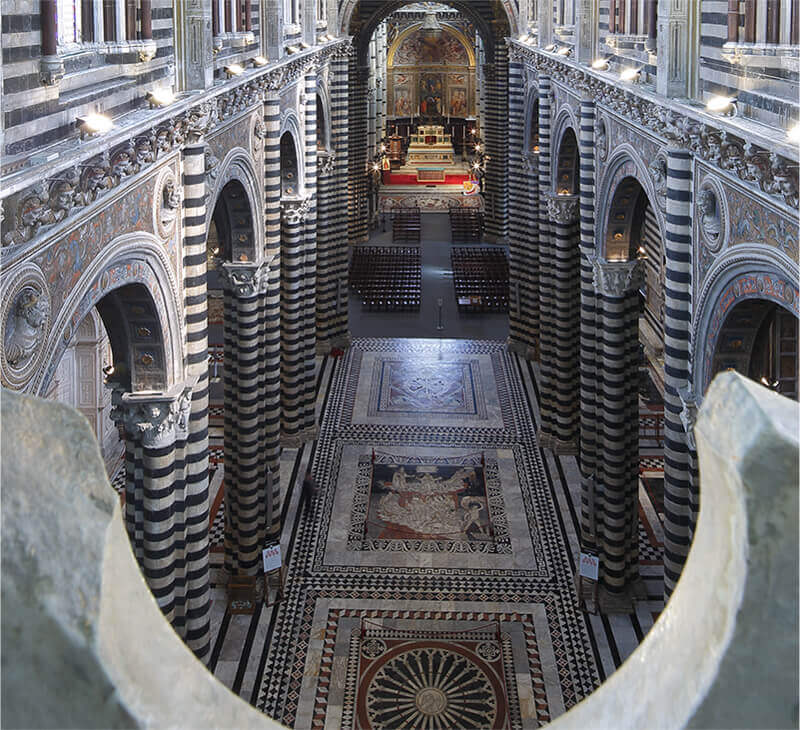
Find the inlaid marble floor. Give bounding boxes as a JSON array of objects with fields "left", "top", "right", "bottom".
[{"left": 203, "top": 338, "right": 665, "bottom": 729}]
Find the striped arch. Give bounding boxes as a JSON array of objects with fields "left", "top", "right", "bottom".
[
  {"left": 38, "top": 234, "right": 183, "bottom": 397},
  {"left": 522, "top": 83, "right": 539, "bottom": 155},
  {"left": 316, "top": 76, "right": 333, "bottom": 153},
  {"left": 551, "top": 109, "right": 580, "bottom": 195},
  {"left": 205, "top": 150, "right": 264, "bottom": 260},
  {"left": 693, "top": 247, "right": 800, "bottom": 396},
  {"left": 596, "top": 145, "right": 667, "bottom": 260},
  {"left": 280, "top": 112, "right": 305, "bottom": 196}
]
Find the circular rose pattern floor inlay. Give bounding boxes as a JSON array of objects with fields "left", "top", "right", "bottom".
[{"left": 364, "top": 646, "right": 498, "bottom": 728}]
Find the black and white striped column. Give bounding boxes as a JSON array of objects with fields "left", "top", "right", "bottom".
[
  {"left": 535, "top": 76, "right": 558, "bottom": 445},
  {"left": 298, "top": 70, "right": 319, "bottom": 441},
  {"left": 506, "top": 57, "right": 539, "bottom": 359},
  {"left": 180, "top": 139, "right": 212, "bottom": 659},
  {"left": 348, "top": 57, "right": 369, "bottom": 243},
  {"left": 112, "top": 386, "right": 199, "bottom": 639},
  {"left": 577, "top": 94, "right": 600, "bottom": 551},
  {"left": 592, "top": 257, "right": 645, "bottom": 611},
  {"left": 541, "top": 193, "right": 581, "bottom": 452},
  {"left": 483, "top": 44, "right": 509, "bottom": 243},
  {"left": 280, "top": 199, "right": 311, "bottom": 444},
  {"left": 220, "top": 262, "right": 272, "bottom": 575},
  {"left": 262, "top": 89, "right": 283, "bottom": 539},
  {"left": 662, "top": 146, "right": 693, "bottom": 597}
]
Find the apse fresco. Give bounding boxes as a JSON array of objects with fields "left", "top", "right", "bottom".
[
  {"left": 365, "top": 461, "right": 493, "bottom": 542},
  {"left": 393, "top": 28, "right": 469, "bottom": 65}
]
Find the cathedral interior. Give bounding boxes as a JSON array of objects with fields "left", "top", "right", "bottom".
[{"left": 1, "top": 0, "right": 798, "bottom": 726}]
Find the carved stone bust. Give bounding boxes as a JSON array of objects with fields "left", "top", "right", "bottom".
[
  {"left": 697, "top": 188, "right": 720, "bottom": 241},
  {"left": 4, "top": 287, "right": 49, "bottom": 369}
]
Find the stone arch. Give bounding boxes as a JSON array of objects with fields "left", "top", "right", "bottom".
[
  {"left": 596, "top": 146, "right": 667, "bottom": 259},
  {"left": 551, "top": 115, "right": 579, "bottom": 195},
  {"left": 344, "top": 0, "right": 517, "bottom": 65},
  {"left": 37, "top": 234, "right": 183, "bottom": 397},
  {"left": 208, "top": 179, "right": 259, "bottom": 270},
  {"left": 205, "top": 150, "right": 264, "bottom": 260},
  {"left": 279, "top": 116, "right": 304, "bottom": 196},
  {"left": 316, "top": 79, "right": 333, "bottom": 153},
  {"left": 523, "top": 85, "right": 539, "bottom": 155},
  {"left": 692, "top": 247, "right": 800, "bottom": 396}
]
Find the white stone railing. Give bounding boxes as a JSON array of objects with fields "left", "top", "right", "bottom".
[{"left": 2, "top": 369, "right": 797, "bottom": 727}]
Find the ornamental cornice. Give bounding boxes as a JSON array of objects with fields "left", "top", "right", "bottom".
[
  {"left": 0, "top": 39, "right": 351, "bottom": 255},
  {"left": 110, "top": 382, "right": 193, "bottom": 449},
  {"left": 507, "top": 40, "right": 798, "bottom": 214},
  {"left": 591, "top": 256, "right": 645, "bottom": 296},
  {"left": 220, "top": 260, "right": 270, "bottom": 297},
  {"left": 545, "top": 193, "right": 579, "bottom": 224}
]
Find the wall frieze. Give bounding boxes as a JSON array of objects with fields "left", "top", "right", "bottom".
[
  {"left": 0, "top": 39, "right": 352, "bottom": 255},
  {"left": 507, "top": 40, "right": 798, "bottom": 214}
]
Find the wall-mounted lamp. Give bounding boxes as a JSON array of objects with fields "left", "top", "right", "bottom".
[
  {"left": 77, "top": 113, "right": 113, "bottom": 139},
  {"left": 557, "top": 46, "right": 571, "bottom": 56},
  {"left": 619, "top": 67, "right": 641, "bottom": 83},
  {"left": 591, "top": 58, "right": 610, "bottom": 70},
  {"left": 637, "top": 245, "right": 647, "bottom": 258},
  {"left": 544, "top": 43, "right": 556, "bottom": 51},
  {"left": 299, "top": 41, "right": 310, "bottom": 49},
  {"left": 760, "top": 375, "right": 780, "bottom": 391},
  {"left": 705, "top": 95, "right": 737, "bottom": 116},
  {"left": 286, "top": 45, "right": 301, "bottom": 54},
  {"left": 251, "top": 55, "right": 268, "bottom": 67},
  {"left": 146, "top": 88, "right": 175, "bottom": 109},
  {"left": 558, "top": 188, "right": 570, "bottom": 195},
  {"left": 788, "top": 123, "right": 800, "bottom": 144},
  {"left": 224, "top": 63, "right": 244, "bottom": 77}
]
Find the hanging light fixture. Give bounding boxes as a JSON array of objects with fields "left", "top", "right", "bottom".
[{"left": 421, "top": 10, "right": 443, "bottom": 39}]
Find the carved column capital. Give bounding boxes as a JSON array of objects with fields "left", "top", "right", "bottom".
[
  {"left": 545, "top": 193, "right": 580, "bottom": 224},
  {"left": 220, "top": 260, "right": 269, "bottom": 297},
  {"left": 319, "top": 151, "right": 336, "bottom": 176},
  {"left": 591, "top": 257, "right": 645, "bottom": 296},
  {"left": 281, "top": 196, "right": 312, "bottom": 224},
  {"left": 111, "top": 383, "right": 193, "bottom": 449}
]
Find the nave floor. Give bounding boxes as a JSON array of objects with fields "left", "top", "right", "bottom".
[{"left": 164, "top": 338, "right": 665, "bottom": 729}]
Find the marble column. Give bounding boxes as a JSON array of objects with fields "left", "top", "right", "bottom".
[
  {"left": 575, "top": 0, "right": 596, "bottom": 63},
  {"left": 301, "top": 70, "right": 319, "bottom": 438},
  {"left": 662, "top": 146, "right": 693, "bottom": 596},
  {"left": 577, "top": 94, "right": 600, "bottom": 550},
  {"left": 540, "top": 193, "right": 581, "bottom": 453},
  {"left": 112, "top": 385, "right": 198, "bottom": 631},
  {"left": 261, "top": 89, "right": 283, "bottom": 538},
  {"left": 220, "top": 261, "right": 273, "bottom": 576},
  {"left": 507, "top": 56, "right": 539, "bottom": 360},
  {"left": 280, "top": 198, "right": 316, "bottom": 446},
  {"left": 592, "top": 257, "right": 646, "bottom": 611},
  {"left": 536, "top": 77, "right": 558, "bottom": 444},
  {"left": 316, "top": 49, "right": 351, "bottom": 351},
  {"left": 656, "top": 0, "right": 689, "bottom": 97},
  {"left": 483, "top": 41, "right": 509, "bottom": 243},
  {"left": 348, "top": 58, "right": 370, "bottom": 243},
  {"left": 180, "top": 138, "right": 212, "bottom": 659}
]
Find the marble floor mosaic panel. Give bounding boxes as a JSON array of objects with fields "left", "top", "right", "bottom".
[
  {"left": 202, "top": 340, "right": 664, "bottom": 728},
  {"left": 348, "top": 450, "right": 510, "bottom": 554}
]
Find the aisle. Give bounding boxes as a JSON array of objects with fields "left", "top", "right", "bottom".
[
  {"left": 204, "top": 339, "right": 665, "bottom": 727},
  {"left": 348, "top": 213, "right": 509, "bottom": 340}
]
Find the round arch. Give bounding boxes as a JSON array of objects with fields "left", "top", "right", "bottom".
[
  {"left": 551, "top": 113, "right": 579, "bottom": 195},
  {"left": 316, "top": 79, "right": 333, "bottom": 153},
  {"left": 522, "top": 85, "right": 539, "bottom": 155},
  {"left": 37, "top": 234, "right": 183, "bottom": 397},
  {"left": 279, "top": 114, "right": 305, "bottom": 196},
  {"left": 596, "top": 146, "right": 667, "bottom": 259},
  {"left": 387, "top": 22, "right": 477, "bottom": 67},
  {"left": 344, "top": 0, "right": 517, "bottom": 66},
  {"left": 206, "top": 150, "right": 264, "bottom": 260},
  {"left": 692, "top": 247, "right": 800, "bottom": 395}
]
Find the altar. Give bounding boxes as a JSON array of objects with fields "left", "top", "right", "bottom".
[{"left": 406, "top": 125, "right": 455, "bottom": 167}]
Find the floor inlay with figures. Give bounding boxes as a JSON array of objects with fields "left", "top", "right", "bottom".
[{"left": 203, "top": 338, "right": 665, "bottom": 728}]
